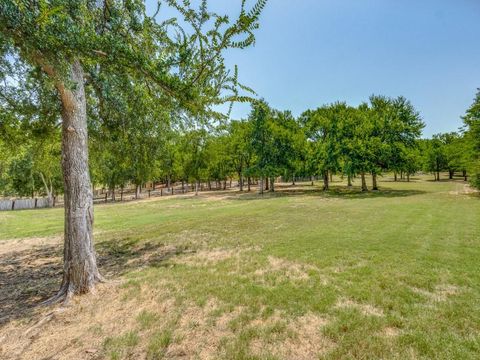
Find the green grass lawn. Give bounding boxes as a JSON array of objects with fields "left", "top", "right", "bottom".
[{"left": 1, "top": 176, "right": 479, "bottom": 359}]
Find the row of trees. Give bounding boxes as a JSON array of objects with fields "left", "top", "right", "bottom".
[{"left": 3, "top": 91, "right": 480, "bottom": 201}]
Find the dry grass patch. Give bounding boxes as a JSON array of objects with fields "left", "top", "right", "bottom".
[
  {"left": 249, "top": 311, "right": 333, "bottom": 360},
  {"left": 410, "top": 284, "right": 461, "bottom": 303},
  {"left": 253, "top": 256, "right": 323, "bottom": 283},
  {"left": 335, "top": 299, "right": 384, "bottom": 317}
]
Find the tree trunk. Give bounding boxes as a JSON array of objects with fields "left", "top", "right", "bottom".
[
  {"left": 361, "top": 172, "right": 368, "bottom": 191},
  {"left": 407, "top": 173, "right": 410, "bottom": 182},
  {"left": 449, "top": 171, "right": 453, "bottom": 180},
  {"left": 135, "top": 184, "right": 141, "bottom": 199},
  {"left": 270, "top": 177, "right": 275, "bottom": 192},
  {"left": 394, "top": 172, "right": 397, "bottom": 182},
  {"left": 310, "top": 175, "right": 314, "bottom": 186},
  {"left": 265, "top": 177, "right": 269, "bottom": 191},
  {"left": 436, "top": 171, "right": 440, "bottom": 181},
  {"left": 48, "top": 59, "right": 101, "bottom": 303},
  {"left": 39, "top": 172, "right": 54, "bottom": 207},
  {"left": 195, "top": 180, "right": 199, "bottom": 196},
  {"left": 463, "top": 170, "right": 467, "bottom": 181},
  {"left": 292, "top": 173, "right": 295, "bottom": 186},
  {"left": 347, "top": 174, "right": 352, "bottom": 188},
  {"left": 238, "top": 172, "right": 243, "bottom": 191},
  {"left": 259, "top": 177, "right": 264, "bottom": 195},
  {"left": 223, "top": 180, "right": 227, "bottom": 190},
  {"left": 372, "top": 173, "right": 378, "bottom": 191},
  {"left": 247, "top": 177, "right": 251, "bottom": 192},
  {"left": 323, "top": 171, "right": 329, "bottom": 191},
  {"left": 329, "top": 171, "right": 333, "bottom": 183},
  {"left": 111, "top": 187, "right": 115, "bottom": 202}
]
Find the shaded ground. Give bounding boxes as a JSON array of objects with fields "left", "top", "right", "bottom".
[{"left": 0, "top": 236, "right": 185, "bottom": 326}]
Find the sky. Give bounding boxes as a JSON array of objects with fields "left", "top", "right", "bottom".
[{"left": 149, "top": 0, "right": 480, "bottom": 137}]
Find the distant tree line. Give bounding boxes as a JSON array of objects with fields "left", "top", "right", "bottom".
[{"left": 3, "top": 89, "right": 479, "bottom": 200}]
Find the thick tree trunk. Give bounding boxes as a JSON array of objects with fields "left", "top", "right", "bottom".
[
  {"left": 323, "top": 171, "right": 329, "bottom": 191},
  {"left": 329, "top": 171, "right": 333, "bottom": 183},
  {"left": 449, "top": 170, "right": 453, "bottom": 179},
  {"left": 407, "top": 173, "right": 410, "bottom": 182},
  {"left": 361, "top": 172, "right": 368, "bottom": 191},
  {"left": 135, "top": 185, "right": 141, "bottom": 199},
  {"left": 372, "top": 173, "right": 378, "bottom": 191},
  {"left": 436, "top": 171, "right": 440, "bottom": 181},
  {"left": 48, "top": 59, "right": 101, "bottom": 303}
]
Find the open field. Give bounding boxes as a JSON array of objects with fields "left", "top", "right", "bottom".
[{"left": 0, "top": 175, "right": 479, "bottom": 359}]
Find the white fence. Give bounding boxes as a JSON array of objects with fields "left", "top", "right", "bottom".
[{"left": 0, "top": 197, "right": 52, "bottom": 211}]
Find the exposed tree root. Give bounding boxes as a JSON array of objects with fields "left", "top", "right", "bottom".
[{"left": 41, "top": 273, "right": 105, "bottom": 306}]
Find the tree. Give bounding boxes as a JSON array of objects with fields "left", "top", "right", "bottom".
[
  {"left": 0, "top": 0, "right": 267, "bottom": 301},
  {"left": 463, "top": 89, "right": 480, "bottom": 189},
  {"left": 301, "top": 103, "right": 346, "bottom": 191},
  {"left": 424, "top": 135, "right": 448, "bottom": 181}
]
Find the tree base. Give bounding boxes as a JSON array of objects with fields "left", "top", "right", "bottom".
[{"left": 42, "top": 273, "right": 105, "bottom": 306}]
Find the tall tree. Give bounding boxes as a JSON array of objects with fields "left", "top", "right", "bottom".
[{"left": 0, "top": 0, "right": 267, "bottom": 301}]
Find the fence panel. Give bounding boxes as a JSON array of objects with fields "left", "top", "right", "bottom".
[{"left": 0, "top": 197, "right": 53, "bottom": 211}]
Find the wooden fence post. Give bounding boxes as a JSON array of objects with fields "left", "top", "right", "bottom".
[
  {"left": 34, "top": 198, "right": 38, "bottom": 209},
  {"left": 11, "top": 200, "right": 15, "bottom": 210}
]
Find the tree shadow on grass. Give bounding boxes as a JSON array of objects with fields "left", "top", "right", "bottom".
[
  {"left": 0, "top": 238, "right": 186, "bottom": 327},
  {"left": 221, "top": 185, "right": 426, "bottom": 201}
]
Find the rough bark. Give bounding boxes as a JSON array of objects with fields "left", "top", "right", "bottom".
[{"left": 47, "top": 59, "right": 102, "bottom": 303}]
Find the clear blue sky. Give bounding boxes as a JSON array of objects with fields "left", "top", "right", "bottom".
[{"left": 150, "top": 0, "right": 480, "bottom": 137}]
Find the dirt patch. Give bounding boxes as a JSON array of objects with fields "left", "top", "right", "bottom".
[
  {"left": 335, "top": 299, "right": 384, "bottom": 317},
  {"left": 249, "top": 311, "right": 333, "bottom": 359}
]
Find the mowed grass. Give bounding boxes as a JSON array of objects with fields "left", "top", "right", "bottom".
[{"left": 1, "top": 175, "right": 480, "bottom": 359}]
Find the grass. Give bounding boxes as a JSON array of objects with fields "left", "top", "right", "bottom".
[{"left": 0, "top": 175, "right": 479, "bottom": 359}]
